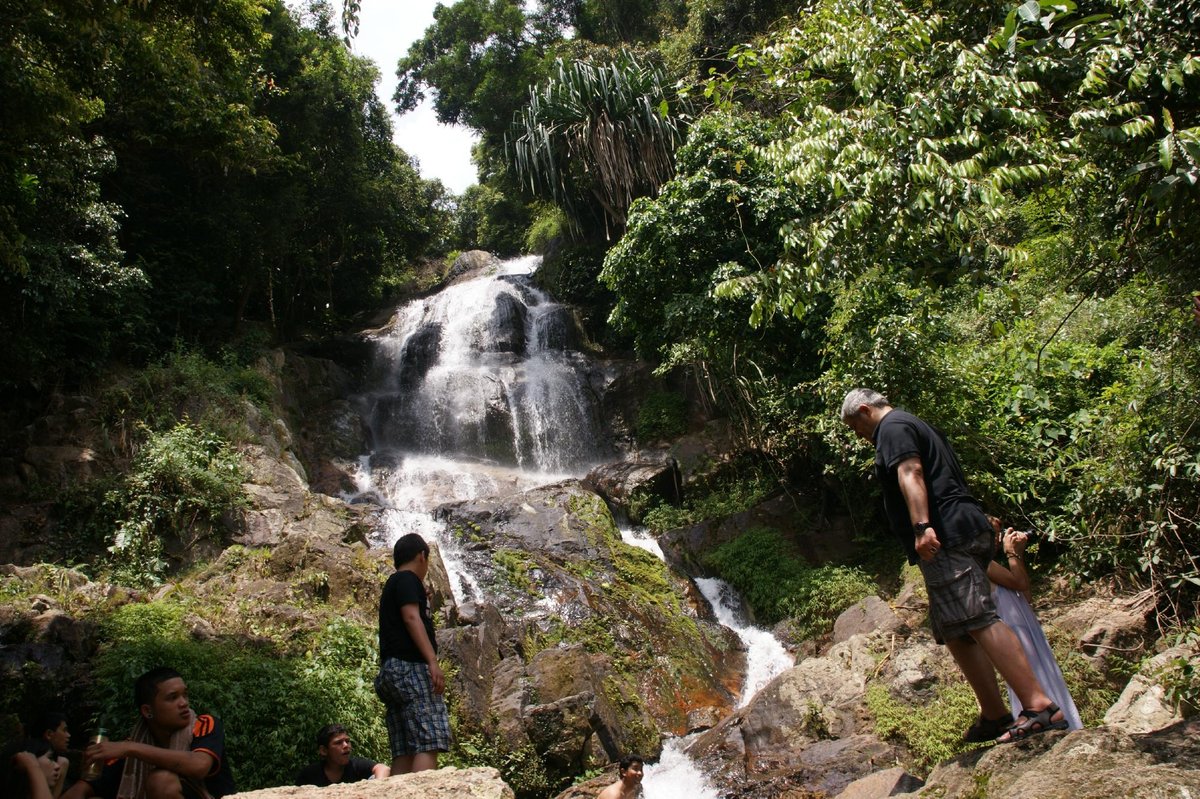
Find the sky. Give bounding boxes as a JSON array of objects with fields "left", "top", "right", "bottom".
[{"left": 353, "top": 0, "right": 480, "bottom": 194}]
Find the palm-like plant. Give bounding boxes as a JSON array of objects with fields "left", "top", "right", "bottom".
[{"left": 508, "top": 50, "right": 691, "bottom": 237}]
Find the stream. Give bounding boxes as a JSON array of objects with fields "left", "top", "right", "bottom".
[{"left": 347, "top": 256, "right": 793, "bottom": 796}]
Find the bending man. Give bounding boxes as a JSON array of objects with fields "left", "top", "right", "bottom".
[{"left": 840, "top": 389, "right": 1067, "bottom": 742}]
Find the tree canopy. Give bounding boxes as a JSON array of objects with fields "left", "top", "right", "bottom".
[{"left": 1, "top": 0, "right": 450, "bottom": 398}]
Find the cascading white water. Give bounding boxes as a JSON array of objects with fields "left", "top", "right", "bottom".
[
  {"left": 640, "top": 736, "right": 721, "bottom": 799},
  {"left": 369, "top": 255, "right": 605, "bottom": 473},
  {"left": 694, "top": 577, "right": 794, "bottom": 707},
  {"left": 345, "top": 256, "right": 612, "bottom": 602},
  {"left": 622, "top": 526, "right": 794, "bottom": 797},
  {"left": 348, "top": 256, "right": 795, "bottom": 795}
]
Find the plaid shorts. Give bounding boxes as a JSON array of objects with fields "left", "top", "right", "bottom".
[
  {"left": 374, "top": 658, "right": 452, "bottom": 758},
  {"left": 918, "top": 528, "right": 1000, "bottom": 644}
]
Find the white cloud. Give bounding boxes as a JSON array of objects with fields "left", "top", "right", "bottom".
[{"left": 354, "top": 0, "right": 479, "bottom": 194}]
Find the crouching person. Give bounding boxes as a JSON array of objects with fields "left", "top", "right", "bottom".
[
  {"left": 63, "top": 667, "right": 235, "bottom": 799},
  {"left": 295, "top": 723, "right": 389, "bottom": 786}
]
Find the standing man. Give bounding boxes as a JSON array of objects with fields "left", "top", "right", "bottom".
[
  {"left": 597, "top": 755, "right": 644, "bottom": 799},
  {"left": 294, "top": 723, "right": 389, "bottom": 786},
  {"left": 374, "top": 533, "right": 451, "bottom": 773},
  {"left": 840, "top": 389, "right": 1067, "bottom": 742},
  {"left": 63, "top": 666, "right": 235, "bottom": 799}
]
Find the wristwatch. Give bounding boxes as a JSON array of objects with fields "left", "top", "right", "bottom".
[{"left": 913, "top": 522, "right": 933, "bottom": 535}]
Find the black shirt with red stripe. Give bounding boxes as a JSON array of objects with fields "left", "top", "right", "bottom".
[{"left": 86, "top": 714, "right": 235, "bottom": 799}]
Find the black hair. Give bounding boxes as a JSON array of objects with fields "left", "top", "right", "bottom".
[
  {"left": 28, "top": 711, "right": 66, "bottom": 742},
  {"left": 134, "top": 667, "right": 182, "bottom": 709},
  {"left": 392, "top": 533, "right": 430, "bottom": 569},
  {"left": 618, "top": 754, "right": 643, "bottom": 773},
  {"left": 315, "top": 723, "right": 349, "bottom": 749}
]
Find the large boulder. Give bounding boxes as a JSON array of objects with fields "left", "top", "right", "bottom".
[
  {"left": 229, "top": 766, "right": 514, "bottom": 799},
  {"left": 1103, "top": 643, "right": 1197, "bottom": 733},
  {"left": 583, "top": 458, "right": 682, "bottom": 524},
  {"left": 894, "top": 721, "right": 1200, "bottom": 799},
  {"left": 832, "top": 596, "right": 906, "bottom": 644},
  {"left": 689, "top": 633, "right": 899, "bottom": 794},
  {"left": 434, "top": 480, "right": 743, "bottom": 769},
  {"left": 1048, "top": 589, "right": 1156, "bottom": 666}
]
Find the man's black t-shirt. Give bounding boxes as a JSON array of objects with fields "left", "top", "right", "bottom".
[
  {"left": 86, "top": 714, "right": 236, "bottom": 799},
  {"left": 378, "top": 569, "right": 436, "bottom": 663},
  {"left": 295, "top": 756, "right": 378, "bottom": 786},
  {"left": 873, "top": 408, "right": 990, "bottom": 563}
]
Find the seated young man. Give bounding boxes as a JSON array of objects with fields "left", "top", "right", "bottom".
[
  {"left": 295, "top": 723, "right": 389, "bottom": 786},
  {"left": 62, "top": 667, "right": 235, "bottom": 799}
]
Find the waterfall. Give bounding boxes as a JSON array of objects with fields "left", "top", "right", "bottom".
[
  {"left": 347, "top": 256, "right": 612, "bottom": 602},
  {"left": 350, "top": 256, "right": 793, "bottom": 795},
  {"left": 622, "top": 526, "right": 794, "bottom": 797},
  {"left": 368, "top": 254, "right": 606, "bottom": 473},
  {"left": 694, "top": 577, "right": 794, "bottom": 707}
]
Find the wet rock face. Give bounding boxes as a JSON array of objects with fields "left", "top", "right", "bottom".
[{"left": 432, "top": 480, "right": 744, "bottom": 786}]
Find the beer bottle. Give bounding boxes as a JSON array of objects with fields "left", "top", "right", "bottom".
[{"left": 81, "top": 724, "right": 108, "bottom": 780}]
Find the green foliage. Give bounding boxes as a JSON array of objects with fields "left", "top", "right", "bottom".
[
  {"left": 0, "top": 0, "right": 449, "bottom": 398},
  {"left": 635, "top": 390, "right": 688, "bottom": 442},
  {"left": 524, "top": 203, "right": 568, "bottom": 254},
  {"left": 509, "top": 49, "right": 692, "bottom": 236},
  {"left": 1159, "top": 624, "right": 1200, "bottom": 715},
  {"left": 641, "top": 465, "right": 774, "bottom": 533},
  {"left": 703, "top": 527, "right": 877, "bottom": 635},
  {"left": 455, "top": 182, "right": 531, "bottom": 256},
  {"left": 594, "top": 0, "right": 1200, "bottom": 617},
  {"left": 93, "top": 605, "right": 387, "bottom": 792},
  {"left": 866, "top": 681, "right": 979, "bottom": 775},
  {"left": 102, "top": 422, "right": 247, "bottom": 587},
  {"left": 96, "top": 350, "right": 271, "bottom": 448},
  {"left": 445, "top": 733, "right": 550, "bottom": 799}
]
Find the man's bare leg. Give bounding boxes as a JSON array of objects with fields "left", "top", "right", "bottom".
[
  {"left": 969, "top": 621, "right": 1062, "bottom": 718},
  {"left": 411, "top": 751, "right": 438, "bottom": 772},
  {"left": 144, "top": 769, "right": 184, "bottom": 799},
  {"left": 945, "top": 636, "right": 1008, "bottom": 719},
  {"left": 392, "top": 755, "right": 414, "bottom": 774}
]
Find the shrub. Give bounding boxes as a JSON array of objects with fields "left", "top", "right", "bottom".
[
  {"left": 93, "top": 605, "right": 386, "bottom": 792},
  {"left": 1159, "top": 624, "right": 1200, "bottom": 715},
  {"left": 866, "top": 681, "right": 979, "bottom": 775},
  {"left": 642, "top": 464, "right": 775, "bottom": 534},
  {"left": 703, "top": 527, "right": 877, "bottom": 635},
  {"left": 635, "top": 390, "right": 688, "bottom": 443},
  {"left": 95, "top": 349, "right": 271, "bottom": 454},
  {"left": 103, "top": 421, "right": 247, "bottom": 586}
]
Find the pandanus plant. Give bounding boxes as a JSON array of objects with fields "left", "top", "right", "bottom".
[{"left": 508, "top": 49, "right": 691, "bottom": 238}]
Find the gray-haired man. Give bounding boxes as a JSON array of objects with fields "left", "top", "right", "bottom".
[{"left": 840, "top": 388, "right": 1067, "bottom": 742}]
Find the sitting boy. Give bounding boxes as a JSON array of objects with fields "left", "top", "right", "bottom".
[
  {"left": 295, "top": 723, "right": 389, "bottom": 786},
  {"left": 62, "top": 667, "right": 235, "bottom": 799}
]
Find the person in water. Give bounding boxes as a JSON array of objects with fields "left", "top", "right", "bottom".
[{"left": 597, "top": 754, "right": 644, "bottom": 799}]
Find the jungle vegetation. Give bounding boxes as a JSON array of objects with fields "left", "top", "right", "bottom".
[{"left": 2, "top": 0, "right": 1198, "bottom": 791}]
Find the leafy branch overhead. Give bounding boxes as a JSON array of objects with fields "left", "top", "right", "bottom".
[
  {"left": 706, "top": 0, "right": 1198, "bottom": 325},
  {"left": 509, "top": 50, "right": 692, "bottom": 236}
]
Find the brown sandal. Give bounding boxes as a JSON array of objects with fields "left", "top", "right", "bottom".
[
  {"left": 964, "top": 712, "right": 1013, "bottom": 743},
  {"left": 996, "top": 703, "right": 1068, "bottom": 743}
]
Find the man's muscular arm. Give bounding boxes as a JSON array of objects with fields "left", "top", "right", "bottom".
[
  {"left": 896, "top": 457, "right": 939, "bottom": 560},
  {"left": 84, "top": 740, "right": 214, "bottom": 781}
]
